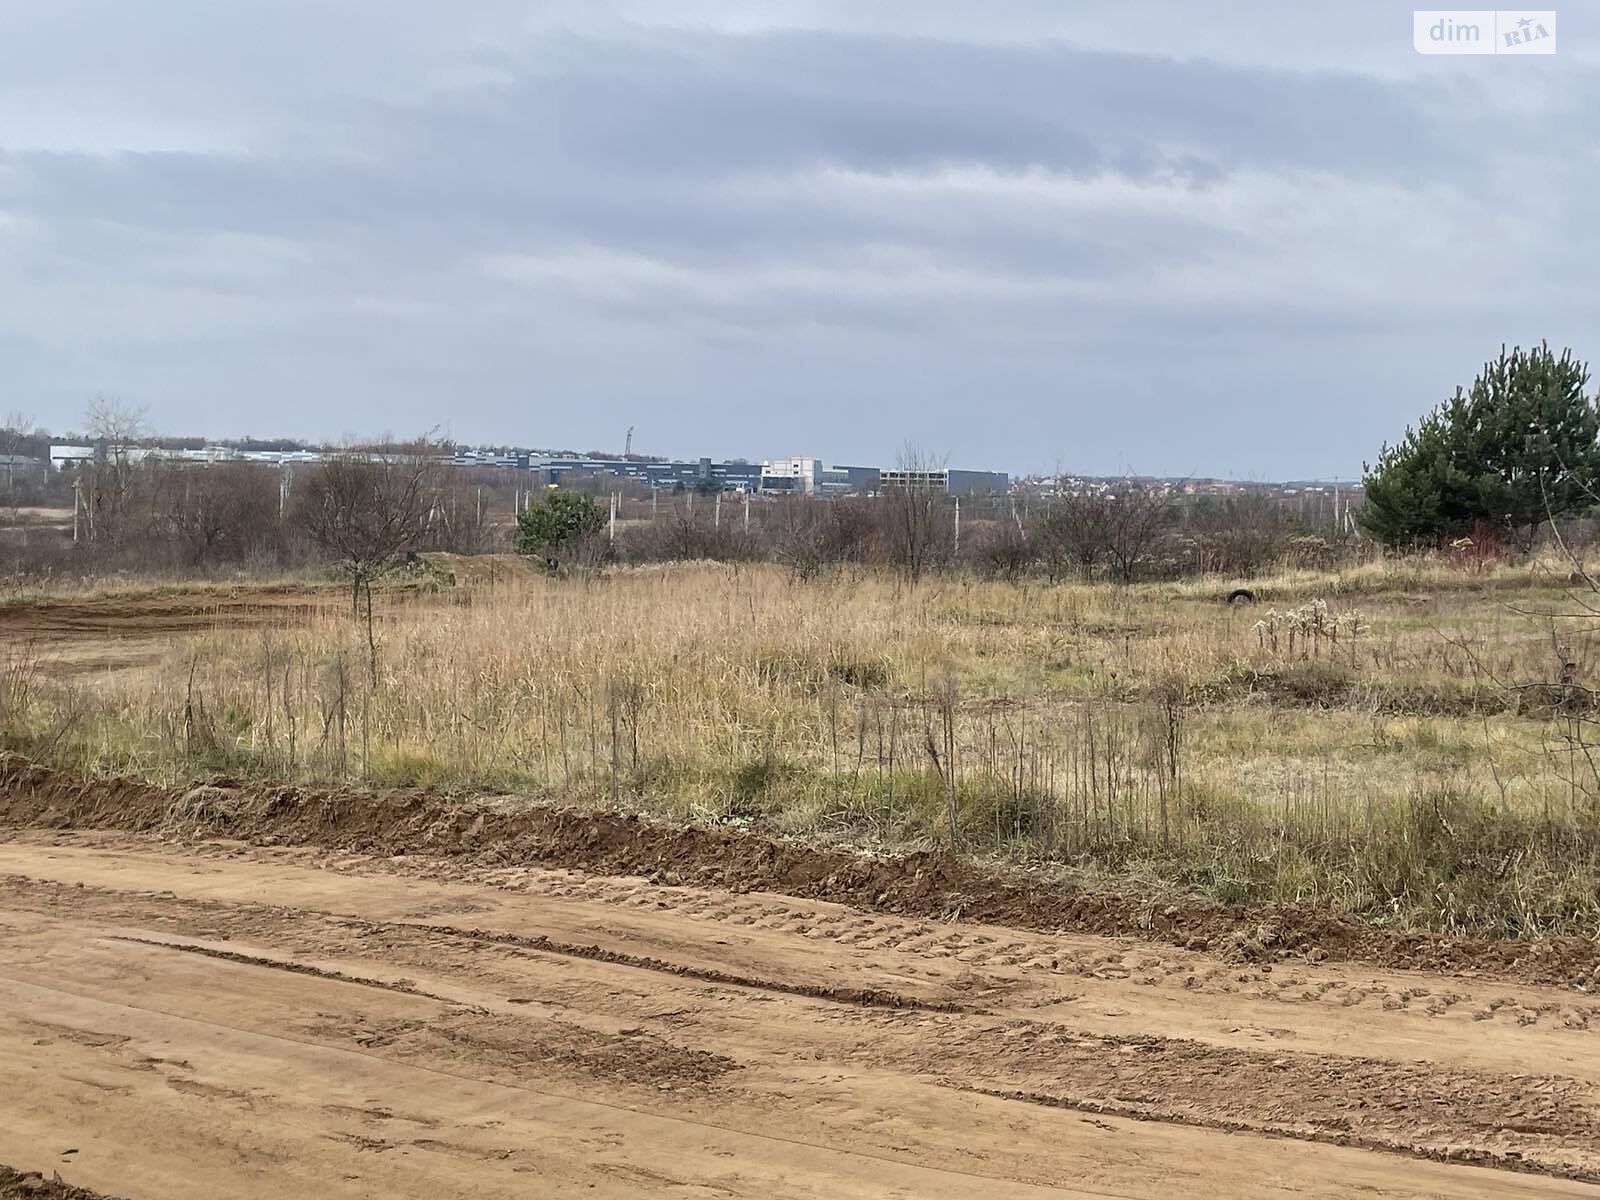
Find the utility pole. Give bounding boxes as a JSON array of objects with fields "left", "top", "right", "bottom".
[
  {"left": 953, "top": 496, "right": 961, "bottom": 554},
  {"left": 609, "top": 492, "right": 618, "bottom": 542},
  {"left": 714, "top": 491, "right": 721, "bottom": 529},
  {"left": 743, "top": 490, "right": 750, "bottom": 533},
  {"left": 72, "top": 477, "right": 81, "bottom": 543}
]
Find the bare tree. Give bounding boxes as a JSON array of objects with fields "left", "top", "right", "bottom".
[
  {"left": 881, "top": 443, "right": 953, "bottom": 586},
  {"left": 1104, "top": 482, "right": 1175, "bottom": 584},
  {"left": 159, "top": 461, "right": 284, "bottom": 566},
  {"left": 1, "top": 411, "right": 38, "bottom": 504},
  {"left": 293, "top": 444, "right": 441, "bottom": 680},
  {"left": 1, "top": 411, "right": 36, "bottom": 454},
  {"left": 1039, "top": 484, "right": 1117, "bottom": 580},
  {"left": 427, "top": 472, "right": 495, "bottom": 555},
  {"left": 83, "top": 395, "right": 150, "bottom": 547}
]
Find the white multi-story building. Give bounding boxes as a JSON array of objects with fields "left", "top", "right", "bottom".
[{"left": 760, "top": 456, "right": 853, "bottom": 495}]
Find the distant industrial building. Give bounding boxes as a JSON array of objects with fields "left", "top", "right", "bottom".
[
  {"left": 448, "top": 451, "right": 527, "bottom": 469},
  {"left": 531, "top": 454, "right": 763, "bottom": 492},
  {"left": 878, "top": 467, "right": 1009, "bottom": 496},
  {"left": 50, "top": 444, "right": 324, "bottom": 469},
  {"left": 757, "top": 459, "right": 1005, "bottom": 497}
]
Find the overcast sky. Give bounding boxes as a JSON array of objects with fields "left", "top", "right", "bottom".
[{"left": 3, "top": 2, "right": 1595, "bottom": 477}]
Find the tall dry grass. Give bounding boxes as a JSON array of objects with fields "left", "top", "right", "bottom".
[{"left": 5, "top": 558, "right": 1599, "bottom": 935}]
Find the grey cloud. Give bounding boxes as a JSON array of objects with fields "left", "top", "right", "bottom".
[{"left": 0, "top": 4, "right": 1595, "bottom": 477}]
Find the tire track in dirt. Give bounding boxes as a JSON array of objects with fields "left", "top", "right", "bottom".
[
  {"left": 364, "top": 916, "right": 974, "bottom": 1012},
  {"left": 6, "top": 874, "right": 966, "bottom": 1014},
  {"left": 0, "top": 974, "right": 1075, "bottom": 1200},
  {"left": 6, "top": 848, "right": 1599, "bottom": 1079},
  {"left": 459, "top": 865, "right": 1600, "bottom": 1035},
  {"left": 955, "top": 1085, "right": 1599, "bottom": 1184},
  {"left": 3, "top": 861, "right": 1599, "bottom": 1183},
  {"left": 0, "top": 589, "right": 333, "bottom": 637},
  {"left": 103, "top": 935, "right": 469, "bottom": 1005}
]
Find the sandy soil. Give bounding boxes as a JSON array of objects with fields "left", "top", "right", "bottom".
[{"left": 1, "top": 820, "right": 1598, "bottom": 1198}]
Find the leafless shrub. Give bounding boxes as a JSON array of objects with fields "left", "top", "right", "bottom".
[
  {"left": 966, "top": 520, "right": 1037, "bottom": 582},
  {"left": 773, "top": 496, "right": 875, "bottom": 579},
  {"left": 1186, "top": 495, "right": 1299, "bottom": 576},
  {"left": 1039, "top": 486, "right": 1117, "bottom": 580}
]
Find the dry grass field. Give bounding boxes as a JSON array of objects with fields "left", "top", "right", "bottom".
[
  {"left": 5, "top": 554, "right": 1599, "bottom": 937},
  {"left": 6, "top": 555, "right": 1600, "bottom": 1197}
]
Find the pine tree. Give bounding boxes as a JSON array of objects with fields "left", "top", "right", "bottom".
[
  {"left": 1360, "top": 344, "right": 1599, "bottom": 547},
  {"left": 517, "top": 488, "right": 605, "bottom": 558}
]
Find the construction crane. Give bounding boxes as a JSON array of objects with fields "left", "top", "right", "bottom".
[{"left": 624, "top": 425, "right": 634, "bottom": 459}]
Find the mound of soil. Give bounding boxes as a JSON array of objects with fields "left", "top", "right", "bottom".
[
  {"left": 0, "top": 1168, "right": 120, "bottom": 1200},
  {"left": 2, "top": 753, "right": 1597, "bottom": 989}
]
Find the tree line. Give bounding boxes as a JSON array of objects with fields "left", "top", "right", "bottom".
[
  {"left": 515, "top": 483, "right": 1336, "bottom": 583},
  {"left": 13, "top": 340, "right": 1595, "bottom": 590}
]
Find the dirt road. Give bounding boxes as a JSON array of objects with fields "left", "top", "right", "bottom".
[
  {"left": 0, "top": 587, "right": 342, "bottom": 678},
  {"left": 1, "top": 826, "right": 1597, "bottom": 1199}
]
